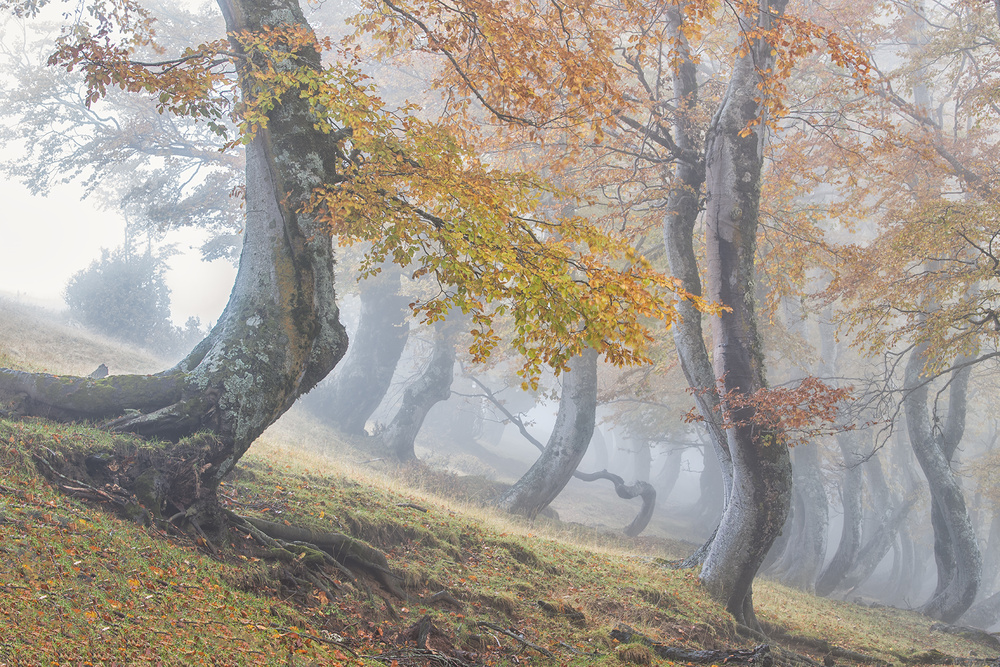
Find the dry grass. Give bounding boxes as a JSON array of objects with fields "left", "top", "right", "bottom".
[
  {"left": 2, "top": 295, "right": 999, "bottom": 665},
  {"left": 0, "top": 296, "right": 166, "bottom": 375}
]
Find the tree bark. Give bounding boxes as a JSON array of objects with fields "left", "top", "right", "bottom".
[
  {"left": 771, "top": 444, "right": 828, "bottom": 593},
  {"left": 307, "top": 265, "right": 410, "bottom": 435},
  {"left": 382, "top": 320, "right": 457, "bottom": 461},
  {"left": 0, "top": 0, "right": 348, "bottom": 522},
  {"left": 696, "top": 0, "right": 792, "bottom": 628},
  {"left": 905, "top": 345, "right": 981, "bottom": 622},
  {"left": 831, "top": 450, "right": 915, "bottom": 598},
  {"left": 816, "top": 431, "right": 866, "bottom": 596},
  {"left": 660, "top": 5, "right": 732, "bottom": 508},
  {"left": 494, "top": 348, "right": 598, "bottom": 519}
]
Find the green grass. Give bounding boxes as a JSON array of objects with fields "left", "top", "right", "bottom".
[{"left": 1, "top": 297, "right": 998, "bottom": 666}]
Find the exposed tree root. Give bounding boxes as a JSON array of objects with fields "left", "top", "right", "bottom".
[
  {"left": 228, "top": 512, "right": 406, "bottom": 598},
  {"left": 611, "top": 624, "right": 775, "bottom": 666},
  {"left": 476, "top": 621, "right": 554, "bottom": 658},
  {"left": 380, "top": 615, "right": 478, "bottom": 666},
  {"left": 27, "top": 440, "right": 406, "bottom": 601}
]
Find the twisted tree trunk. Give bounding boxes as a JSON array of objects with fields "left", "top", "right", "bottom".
[
  {"left": 382, "top": 320, "right": 457, "bottom": 461},
  {"left": 905, "top": 345, "right": 981, "bottom": 622},
  {"left": 660, "top": 4, "right": 732, "bottom": 511},
  {"left": 494, "top": 348, "right": 598, "bottom": 519},
  {"left": 0, "top": 0, "right": 348, "bottom": 527},
  {"left": 308, "top": 265, "right": 410, "bottom": 435},
  {"left": 816, "top": 431, "right": 866, "bottom": 596},
  {"left": 696, "top": 0, "right": 792, "bottom": 628}
]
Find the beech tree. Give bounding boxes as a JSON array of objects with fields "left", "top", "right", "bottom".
[
  {"left": 305, "top": 264, "right": 412, "bottom": 436},
  {"left": 821, "top": 0, "right": 1000, "bottom": 619},
  {"left": 0, "top": 0, "right": 695, "bottom": 544},
  {"left": 360, "top": 0, "right": 873, "bottom": 626}
]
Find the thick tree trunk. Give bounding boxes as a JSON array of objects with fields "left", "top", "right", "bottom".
[
  {"left": 696, "top": 0, "right": 792, "bottom": 628},
  {"left": 0, "top": 0, "right": 348, "bottom": 521},
  {"left": 307, "top": 265, "right": 410, "bottom": 435},
  {"left": 382, "top": 320, "right": 457, "bottom": 461},
  {"left": 905, "top": 345, "right": 981, "bottom": 622},
  {"left": 494, "top": 348, "right": 598, "bottom": 519},
  {"left": 816, "top": 431, "right": 866, "bottom": 596}
]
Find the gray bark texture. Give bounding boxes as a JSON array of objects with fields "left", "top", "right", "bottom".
[
  {"left": 494, "top": 348, "right": 598, "bottom": 519},
  {"left": 382, "top": 320, "right": 457, "bottom": 461},
  {"left": 660, "top": 6, "right": 732, "bottom": 508},
  {"left": 0, "top": 0, "right": 348, "bottom": 518},
  {"left": 830, "top": 451, "right": 915, "bottom": 598},
  {"left": 308, "top": 265, "right": 410, "bottom": 435},
  {"left": 905, "top": 345, "right": 981, "bottom": 622},
  {"left": 695, "top": 0, "right": 792, "bottom": 628}
]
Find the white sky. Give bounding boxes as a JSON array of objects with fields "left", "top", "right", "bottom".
[{"left": 0, "top": 178, "right": 237, "bottom": 326}]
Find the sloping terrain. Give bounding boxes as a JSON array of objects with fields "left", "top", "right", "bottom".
[{"left": 0, "top": 297, "right": 996, "bottom": 666}]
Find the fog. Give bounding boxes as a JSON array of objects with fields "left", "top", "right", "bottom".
[
  {"left": 1, "top": 178, "right": 235, "bottom": 326},
  {"left": 3, "top": 0, "right": 1000, "bottom": 637}
]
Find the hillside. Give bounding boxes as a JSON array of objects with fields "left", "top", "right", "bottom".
[{"left": 1, "top": 297, "right": 997, "bottom": 666}]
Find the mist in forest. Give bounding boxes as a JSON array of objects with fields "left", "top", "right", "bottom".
[{"left": 3, "top": 0, "right": 1000, "bottom": 637}]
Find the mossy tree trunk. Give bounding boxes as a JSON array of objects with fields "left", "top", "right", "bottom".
[{"left": 0, "top": 0, "right": 348, "bottom": 520}]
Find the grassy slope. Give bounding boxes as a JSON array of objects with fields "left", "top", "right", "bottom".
[{"left": 0, "top": 297, "right": 995, "bottom": 666}]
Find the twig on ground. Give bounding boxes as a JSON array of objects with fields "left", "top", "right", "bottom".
[{"left": 476, "top": 621, "right": 554, "bottom": 658}]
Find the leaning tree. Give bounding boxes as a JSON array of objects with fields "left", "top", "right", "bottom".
[{"left": 0, "top": 0, "right": 690, "bottom": 537}]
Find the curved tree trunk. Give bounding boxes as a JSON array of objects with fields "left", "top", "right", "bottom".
[
  {"left": 574, "top": 469, "right": 657, "bottom": 537},
  {"left": 695, "top": 0, "right": 792, "bottom": 629},
  {"left": 494, "top": 348, "right": 598, "bottom": 519},
  {"left": 382, "top": 320, "right": 457, "bottom": 461},
  {"left": 831, "top": 450, "right": 915, "bottom": 598},
  {"left": 476, "top": 371, "right": 653, "bottom": 534},
  {"left": 307, "top": 265, "right": 410, "bottom": 435},
  {"left": 816, "top": 432, "right": 866, "bottom": 596},
  {"left": 0, "top": 0, "right": 348, "bottom": 525},
  {"left": 905, "top": 345, "right": 981, "bottom": 622},
  {"left": 660, "top": 5, "right": 732, "bottom": 511}
]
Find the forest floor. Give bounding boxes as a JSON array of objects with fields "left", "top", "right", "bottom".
[{"left": 1, "top": 296, "right": 998, "bottom": 666}]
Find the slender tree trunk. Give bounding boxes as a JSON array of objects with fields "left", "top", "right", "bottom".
[
  {"left": 382, "top": 320, "right": 457, "bottom": 461},
  {"left": 772, "top": 444, "right": 828, "bottom": 593},
  {"left": 494, "top": 348, "right": 598, "bottom": 519},
  {"left": 692, "top": 441, "right": 725, "bottom": 528},
  {"left": 905, "top": 345, "right": 981, "bottom": 622},
  {"left": 660, "top": 5, "right": 732, "bottom": 510},
  {"left": 655, "top": 446, "right": 684, "bottom": 504},
  {"left": 816, "top": 431, "right": 866, "bottom": 596},
  {"left": 633, "top": 439, "right": 652, "bottom": 483},
  {"left": 696, "top": 0, "right": 792, "bottom": 628},
  {"left": 308, "top": 265, "right": 410, "bottom": 435},
  {"left": 0, "top": 0, "right": 348, "bottom": 527},
  {"left": 831, "top": 451, "right": 914, "bottom": 598}
]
